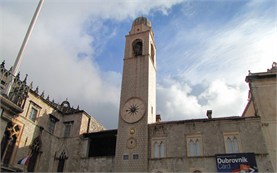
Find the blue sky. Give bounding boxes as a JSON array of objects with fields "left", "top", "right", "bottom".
[{"left": 1, "top": 0, "right": 276, "bottom": 129}]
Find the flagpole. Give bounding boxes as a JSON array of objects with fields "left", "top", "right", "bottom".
[{"left": 4, "top": 0, "right": 44, "bottom": 95}]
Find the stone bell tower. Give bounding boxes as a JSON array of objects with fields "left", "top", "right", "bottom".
[{"left": 114, "top": 17, "right": 156, "bottom": 172}]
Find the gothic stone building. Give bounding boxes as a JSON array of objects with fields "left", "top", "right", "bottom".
[
  {"left": 0, "top": 62, "right": 104, "bottom": 172},
  {"left": 1, "top": 17, "right": 276, "bottom": 172}
]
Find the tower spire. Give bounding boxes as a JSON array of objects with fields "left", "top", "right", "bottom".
[{"left": 115, "top": 17, "right": 156, "bottom": 172}]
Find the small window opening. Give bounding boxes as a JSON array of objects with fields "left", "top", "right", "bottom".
[
  {"left": 133, "top": 39, "right": 143, "bottom": 56},
  {"left": 123, "top": 154, "right": 129, "bottom": 160}
]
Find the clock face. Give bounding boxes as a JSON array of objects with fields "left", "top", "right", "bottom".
[{"left": 121, "top": 98, "right": 146, "bottom": 123}]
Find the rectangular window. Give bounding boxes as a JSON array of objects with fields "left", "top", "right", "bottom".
[
  {"left": 29, "top": 107, "right": 38, "bottom": 122},
  {"left": 123, "top": 154, "right": 129, "bottom": 160},
  {"left": 186, "top": 135, "right": 203, "bottom": 157},
  {"left": 48, "top": 115, "right": 58, "bottom": 134},
  {"left": 133, "top": 154, "right": 139, "bottom": 159},
  {"left": 224, "top": 133, "right": 241, "bottom": 153},
  {"left": 27, "top": 102, "right": 41, "bottom": 122},
  {"left": 63, "top": 121, "right": 73, "bottom": 137}
]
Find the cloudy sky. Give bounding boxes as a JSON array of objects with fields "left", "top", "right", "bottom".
[{"left": 1, "top": 0, "right": 276, "bottom": 129}]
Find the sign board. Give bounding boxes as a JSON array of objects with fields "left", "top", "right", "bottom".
[{"left": 215, "top": 153, "right": 258, "bottom": 172}]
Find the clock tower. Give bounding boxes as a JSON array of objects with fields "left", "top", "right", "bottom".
[{"left": 115, "top": 17, "right": 156, "bottom": 172}]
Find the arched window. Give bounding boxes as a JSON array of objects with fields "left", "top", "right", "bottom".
[
  {"left": 160, "top": 142, "right": 165, "bottom": 158},
  {"left": 27, "top": 137, "right": 41, "bottom": 172},
  {"left": 232, "top": 137, "right": 239, "bottom": 153},
  {"left": 226, "top": 136, "right": 240, "bottom": 153},
  {"left": 189, "top": 139, "right": 195, "bottom": 156},
  {"left": 187, "top": 136, "right": 202, "bottom": 157},
  {"left": 154, "top": 142, "right": 159, "bottom": 158},
  {"left": 226, "top": 137, "right": 232, "bottom": 153},
  {"left": 1, "top": 122, "right": 20, "bottom": 165},
  {"left": 57, "top": 150, "right": 68, "bottom": 172},
  {"left": 195, "top": 139, "right": 200, "bottom": 156},
  {"left": 152, "top": 139, "right": 166, "bottom": 158},
  {"left": 132, "top": 39, "right": 143, "bottom": 56},
  {"left": 224, "top": 133, "right": 241, "bottom": 153}
]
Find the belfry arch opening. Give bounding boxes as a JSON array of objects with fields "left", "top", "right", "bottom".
[
  {"left": 132, "top": 39, "right": 143, "bottom": 56},
  {"left": 151, "top": 44, "right": 155, "bottom": 64}
]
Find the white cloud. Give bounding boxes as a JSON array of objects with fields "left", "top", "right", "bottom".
[
  {"left": 156, "top": 0, "right": 276, "bottom": 87},
  {"left": 154, "top": 0, "right": 275, "bottom": 122},
  {"left": 178, "top": 18, "right": 276, "bottom": 86},
  {"left": 199, "top": 79, "right": 248, "bottom": 117},
  {"left": 1, "top": 0, "right": 275, "bottom": 128},
  {"left": 157, "top": 77, "right": 202, "bottom": 120},
  {"left": 1, "top": 0, "right": 184, "bottom": 129},
  {"left": 157, "top": 77, "right": 248, "bottom": 121}
]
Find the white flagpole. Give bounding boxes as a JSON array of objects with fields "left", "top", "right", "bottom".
[{"left": 4, "top": 0, "right": 44, "bottom": 95}]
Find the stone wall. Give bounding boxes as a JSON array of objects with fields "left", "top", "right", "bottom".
[
  {"left": 88, "top": 115, "right": 105, "bottom": 132},
  {"left": 3, "top": 90, "right": 105, "bottom": 172},
  {"left": 148, "top": 116, "right": 274, "bottom": 172},
  {"left": 79, "top": 156, "right": 114, "bottom": 172},
  {"left": 248, "top": 75, "right": 277, "bottom": 171}
]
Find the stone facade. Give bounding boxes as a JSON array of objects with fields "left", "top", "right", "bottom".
[
  {"left": 1, "top": 65, "right": 104, "bottom": 172},
  {"left": 80, "top": 156, "right": 114, "bottom": 172},
  {"left": 148, "top": 117, "right": 273, "bottom": 172},
  {"left": 1, "top": 17, "right": 276, "bottom": 172},
  {"left": 243, "top": 63, "right": 277, "bottom": 171}
]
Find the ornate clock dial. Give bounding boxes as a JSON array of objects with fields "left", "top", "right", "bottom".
[{"left": 121, "top": 98, "right": 146, "bottom": 123}]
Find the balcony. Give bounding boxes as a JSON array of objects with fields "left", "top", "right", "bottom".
[{"left": 0, "top": 61, "right": 29, "bottom": 118}]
